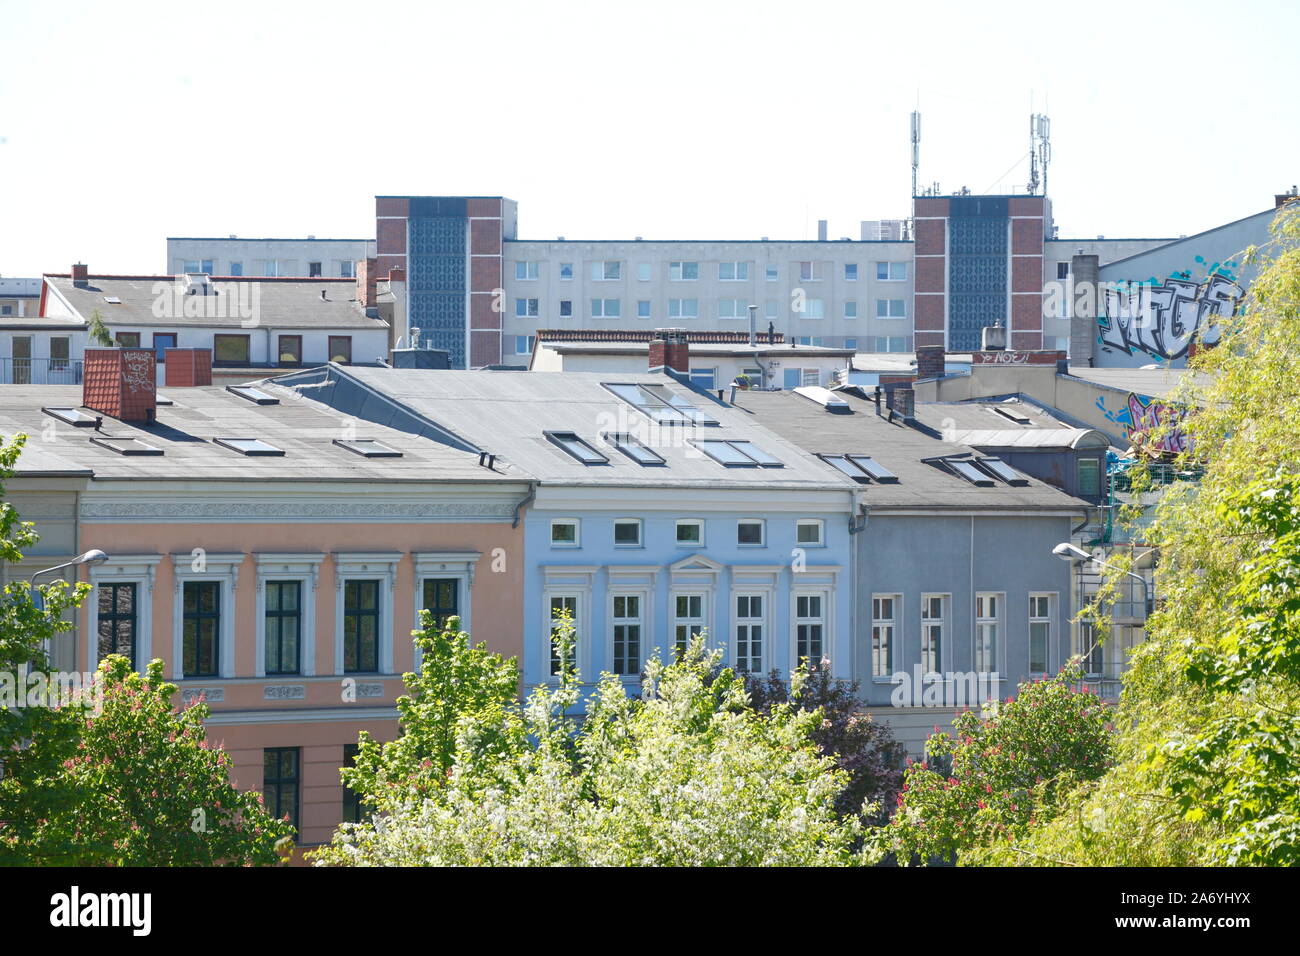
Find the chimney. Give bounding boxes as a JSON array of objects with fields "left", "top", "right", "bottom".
[
  {"left": 891, "top": 385, "right": 915, "bottom": 422},
  {"left": 163, "top": 348, "right": 212, "bottom": 387},
  {"left": 649, "top": 328, "right": 689, "bottom": 373},
  {"left": 916, "top": 344, "right": 946, "bottom": 380},
  {"left": 981, "top": 323, "right": 1008, "bottom": 351},
  {"left": 357, "top": 257, "right": 378, "bottom": 310},
  {"left": 817, "top": 220, "right": 828, "bottom": 241},
  {"left": 83, "top": 347, "right": 156, "bottom": 423},
  {"left": 71, "top": 263, "right": 89, "bottom": 287},
  {"left": 388, "top": 266, "right": 405, "bottom": 283}
]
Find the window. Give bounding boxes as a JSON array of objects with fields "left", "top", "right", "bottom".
[
  {"left": 229, "top": 261, "right": 243, "bottom": 276},
  {"left": 549, "top": 595, "right": 578, "bottom": 675},
  {"left": 149, "top": 332, "right": 177, "bottom": 363},
  {"left": 876, "top": 335, "right": 910, "bottom": 352},
  {"left": 844, "top": 301, "right": 858, "bottom": 319},
  {"left": 844, "top": 338, "right": 859, "bottom": 350},
  {"left": 422, "top": 578, "right": 459, "bottom": 631},
  {"left": 343, "top": 580, "right": 380, "bottom": 673},
  {"left": 213, "top": 438, "right": 284, "bottom": 456},
  {"left": 876, "top": 262, "right": 907, "bottom": 281},
  {"left": 636, "top": 262, "right": 652, "bottom": 281},
  {"left": 798, "top": 261, "right": 821, "bottom": 282},
  {"left": 673, "top": 593, "right": 706, "bottom": 657},
  {"left": 844, "top": 263, "right": 858, "bottom": 281},
  {"left": 669, "top": 261, "right": 699, "bottom": 281},
  {"left": 545, "top": 430, "right": 608, "bottom": 465},
  {"left": 277, "top": 335, "right": 302, "bottom": 364},
  {"left": 737, "top": 519, "right": 765, "bottom": 546},
  {"left": 976, "top": 457, "right": 1030, "bottom": 486},
  {"left": 592, "top": 261, "right": 621, "bottom": 281},
  {"left": 1080, "top": 619, "right": 1103, "bottom": 677},
  {"left": 602, "top": 431, "right": 665, "bottom": 466},
  {"left": 551, "top": 519, "right": 580, "bottom": 547},
  {"left": 213, "top": 334, "right": 250, "bottom": 364},
  {"left": 333, "top": 438, "right": 401, "bottom": 458},
  {"left": 637, "top": 300, "right": 651, "bottom": 319},
  {"left": 1029, "top": 594, "right": 1052, "bottom": 674},
  {"left": 1056, "top": 261, "right": 1069, "bottom": 280},
  {"left": 734, "top": 595, "right": 764, "bottom": 672},
  {"left": 795, "top": 594, "right": 825, "bottom": 663},
  {"left": 784, "top": 368, "right": 820, "bottom": 388},
  {"left": 921, "top": 595, "right": 945, "bottom": 674},
  {"left": 559, "top": 299, "right": 573, "bottom": 317},
  {"left": 342, "top": 744, "right": 366, "bottom": 824},
  {"left": 819, "top": 454, "right": 898, "bottom": 484},
  {"left": 689, "top": 367, "right": 717, "bottom": 390},
  {"left": 115, "top": 331, "right": 141, "bottom": 348},
  {"left": 764, "top": 301, "right": 777, "bottom": 319},
  {"left": 265, "top": 580, "right": 301, "bottom": 675},
  {"left": 49, "top": 336, "right": 70, "bottom": 370},
  {"left": 871, "top": 596, "right": 897, "bottom": 677},
  {"left": 694, "top": 439, "right": 783, "bottom": 468},
  {"left": 604, "top": 382, "right": 718, "bottom": 425},
  {"left": 90, "top": 436, "right": 163, "bottom": 456},
  {"left": 226, "top": 384, "right": 279, "bottom": 405},
  {"left": 263, "top": 748, "right": 300, "bottom": 833},
  {"left": 591, "top": 298, "right": 621, "bottom": 318},
  {"left": 613, "top": 518, "right": 642, "bottom": 547},
  {"left": 611, "top": 594, "right": 643, "bottom": 675},
  {"left": 512, "top": 335, "right": 533, "bottom": 355},
  {"left": 340, "top": 261, "right": 354, "bottom": 279},
  {"left": 765, "top": 264, "right": 779, "bottom": 282},
  {"left": 308, "top": 261, "right": 322, "bottom": 277},
  {"left": 975, "top": 593, "right": 999, "bottom": 674},
  {"left": 1, "top": 306, "right": 11, "bottom": 316},
  {"left": 328, "top": 336, "right": 352, "bottom": 363},
  {"left": 801, "top": 298, "right": 825, "bottom": 319},
  {"left": 262, "top": 260, "right": 280, "bottom": 277},
  {"left": 183, "top": 581, "right": 220, "bottom": 678},
  {"left": 876, "top": 299, "right": 906, "bottom": 319},
  {"left": 183, "top": 259, "right": 213, "bottom": 275},
  {"left": 719, "top": 261, "right": 749, "bottom": 281},
  {"left": 717, "top": 299, "right": 748, "bottom": 320},
  {"left": 1077, "top": 458, "right": 1101, "bottom": 496},
  {"left": 675, "top": 519, "right": 703, "bottom": 546},
  {"left": 515, "top": 261, "right": 540, "bottom": 280},
  {"left": 515, "top": 298, "right": 539, "bottom": 318},
  {"left": 559, "top": 262, "right": 574, "bottom": 280},
  {"left": 668, "top": 298, "right": 698, "bottom": 319},
  {"left": 796, "top": 519, "right": 824, "bottom": 547},
  {"left": 97, "top": 583, "right": 136, "bottom": 667}
]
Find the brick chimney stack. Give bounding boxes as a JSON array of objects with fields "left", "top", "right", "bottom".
[
  {"left": 891, "top": 384, "right": 916, "bottom": 422},
  {"left": 83, "top": 348, "right": 157, "bottom": 422},
  {"left": 649, "top": 328, "right": 690, "bottom": 373},
  {"left": 356, "top": 257, "right": 378, "bottom": 310},
  {"left": 916, "top": 344, "right": 946, "bottom": 380},
  {"left": 71, "top": 263, "right": 89, "bottom": 287},
  {"left": 163, "top": 348, "right": 213, "bottom": 387}
]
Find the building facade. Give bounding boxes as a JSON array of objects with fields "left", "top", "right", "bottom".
[{"left": 165, "top": 237, "right": 376, "bottom": 279}]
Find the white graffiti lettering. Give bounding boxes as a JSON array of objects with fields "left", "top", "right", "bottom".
[{"left": 1099, "top": 274, "right": 1242, "bottom": 360}]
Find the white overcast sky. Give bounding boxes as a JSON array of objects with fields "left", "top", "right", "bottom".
[{"left": 1, "top": 0, "right": 1296, "bottom": 276}]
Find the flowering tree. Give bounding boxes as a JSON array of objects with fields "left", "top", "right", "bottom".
[{"left": 870, "top": 667, "right": 1112, "bottom": 865}]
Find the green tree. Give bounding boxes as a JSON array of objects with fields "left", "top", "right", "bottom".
[{"left": 86, "top": 309, "right": 114, "bottom": 347}]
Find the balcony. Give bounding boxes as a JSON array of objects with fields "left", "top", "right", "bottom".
[
  {"left": 1073, "top": 662, "right": 1125, "bottom": 703},
  {"left": 0, "top": 358, "right": 84, "bottom": 385}
]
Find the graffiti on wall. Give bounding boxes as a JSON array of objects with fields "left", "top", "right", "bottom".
[
  {"left": 1098, "top": 268, "right": 1243, "bottom": 360},
  {"left": 1095, "top": 391, "right": 1193, "bottom": 456}
]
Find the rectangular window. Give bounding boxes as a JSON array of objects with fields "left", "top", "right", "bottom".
[
  {"left": 734, "top": 594, "right": 764, "bottom": 672},
  {"left": 602, "top": 432, "right": 665, "bottom": 466},
  {"left": 668, "top": 298, "right": 698, "bottom": 319},
  {"left": 796, "top": 519, "right": 824, "bottom": 546},
  {"left": 802, "top": 298, "right": 825, "bottom": 319},
  {"left": 50, "top": 336, "right": 71, "bottom": 370},
  {"left": 795, "top": 594, "right": 825, "bottom": 663},
  {"left": 1077, "top": 458, "right": 1101, "bottom": 496},
  {"left": 277, "top": 335, "right": 302, "bottom": 364},
  {"left": 559, "top": 299, "right": 573, "bottom": 317},
  {"left": 183, "top": 581, "right": 220, "bottom": 677},
  {"left": 613, "top": 518, "right": 642, "bottom": 547},
  {"left": 229, "top": 261, "right": 243, "bottom": 276},
  {"left": 262, "top": 580, "right": 302, "bottom": 675},
  {"left": 308, "top": 261, "right": 322, "bottom": 278},
  {"left": 591, "top": 298, "right": 621, "bottom": 318},
  {"left": 262, "top": 260, "right": 279, "bottom": 277},
  {"left": 213, "top": 334, "right": 250, "bottom": 364},
  {"left": 636, "top": 262, "right": 652, "bottom": 281},
  {"left": 876, "top": 262, "right": 907, "bottom": 281},
  {"left": 669, "top": 261, "right": 699, "bottom": 281},
  {"left": 263, "top": 748, "right": 300, "bottom": 833},
  {"left": 719, "top": 261, "right": 750, "bottom": 281},
  {"left": 798, "top": 261, "right": 821, "bottom": 282},
  {"left": 765, "top": 264, "right": 779, "bottom": 282},
  {"left": 637, "top": 300, "right": 651, "bottom": 319},
  {"left": 844, "top": 338, "right": 858, "bottom": 350},
  {"left": 97, "top": 582, "right": 136, "bottom": 667},
  {"left": 340, "top": 261, "right": 354, "bottom": 279},
  {"left": 515, "top": 261, "right": 540, "bottom": 280},
  {"left": 675, "top": 519, "right": 703, "bottom": 546},
  {"left": 514, "top": 298, "right": 539, "bottom": 318},
  {"left": 612, "top": 594, "right": 643, "bottom": 675},
  {"left": 422, "top": 578, "right": 459, "bottom": 631},
  {"left": 764, "top": 301, "right": 777, "bottom": 319},
  {"left": 844, "top": 263, "right": 858, "bottom": 281},
  {"left": 549, "top": 595, "right": 578, "bottom": 675},
  {"left": 1029, "top": 594, "right": 1052, "bottom": 674},
  {"left": 1056, "top": 261, "right": 1069, "bottom": 280},
  {"left": 152, "top": 332, "right": 177, "bottom": 363},
  {"left": 546, "top": 430, "right": 608, "bottom": 464},
  {"left": 559, "top": 262, "right": 574, "bottom": 280},
  {"left": 737, "top": 519, "right": 764, "bottom": 546},
  {"left": 343, "top": 580, "right": 380, "bottom": 673},
  {"left": 876, "top": 335, "right": 910, "bottom": 352},
  {"left": 673, "top": 593, "right": 705, "bottom": 658},
  {"left": 328, "top": 336, "right": 353, "bottom": 363},
  {"left": 921, "top": 595, "right": 944, "bottom": 674},
  {"left": 551, "top": 519, "right": 580, "bottom": 547},
  {"left": 876, "top": 299, "right": 906, "bottom": 319},
  {"left": 592, "top": 261, "right": 621, "bottom": 281},
  {"left": 115, "top": 332, "right": 141, "bottom": 348},
  {"left": 871, "top": 596, "right": 897, "bottom": 677},
  {"left": 717, "top": 299, "right": 748, "bottom": 320},
  {"left": 975, "top": 593, "right": 999, "bottom": 674},
  {"left": 514, "top": 335, "right": 536, "bottom": 355},
  {"left": 183, "top": 259, "right": 200, "bottom": 274},
  {"left": 844, "top": 300, "right": 858, "bottom": 319},
  {"left": 695, "top": 439, "right": 783, "bottom": 468},
  {"left": 689, "top": 367, "right": 716, "bottom": 390},
  {"left": 342, "top": 743, "right": 365, "bottom": 824}
]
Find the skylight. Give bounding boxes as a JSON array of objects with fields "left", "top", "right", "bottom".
[
  {"left": 604, "top": 382, "right": 719, "bottom": 426},
  {"left": 214, "top": 437, "right": 285, "bottom": 457},
  {"left": 333, "top": 438, "right": 403, "bottom": 458},
  {"left": 545, "top": 431, "right": 608, "bottom": 465},
  {"left": 976, "top": 457, "right": 1030, "bottom": 486},
  {"left": 601, "top": 432, "right": 666, "bottom": 466},
  {"left": 947, "top": 459, "right": 995, "bottom": 486},
  {"left": 43, "top": 406, "right": 101, "bottom": 428},
  {"left": 103, "top": 296, "right": 122, "bottom": 305},
  {"left": 819, "top": 454, "right": 898, "bottom": 483},
  {"left": 990, "top": 406, "right": 1031, "bottom": 425},
  {"left": 226, "top": 385, "right": 280, "bottom": 405},
  {"left": 89, "top": 436, "right": 163, "bottom": 456},
  {"left": 694, "top": 439, "right": 783, "bottom": 468}
]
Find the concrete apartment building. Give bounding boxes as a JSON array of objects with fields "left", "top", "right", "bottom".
[{"left": 165, "top": 237, "right": 376, "bottom": 279}]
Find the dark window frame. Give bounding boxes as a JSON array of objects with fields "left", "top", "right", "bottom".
[
  {"left": 328, "top": 336, "right": 353, "bottom": 364},
  {"left": 212, "top": 333, "right": 251, "bottom": 366},
  {"left": 264, "top": 579, "right": 301, "bottom": 675},
  {"left": 183, "top": 580, "right": 220, "bottom": 677},
  {"left": 422, "top": 577, "right": 459, "bottom": 632},
  {"left": 277, "top": 334, "right": 303, "bottom": 365},
  {"left": 263, "top": 747, "right": 300, "bottom": 835},
  {"left": 343, "top": 579, "right": 380, "bottom": 673},
  {"left": 97, "top": 582, "right": 137, "bottom": 667}
]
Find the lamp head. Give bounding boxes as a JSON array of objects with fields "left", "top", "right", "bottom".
[{"left": 1052, "top": 542, "right": 1091, "bottom": 563}]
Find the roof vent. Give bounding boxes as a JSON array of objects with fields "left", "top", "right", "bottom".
[
  {"left": 183, "top": 273, "right": 213, "bottom": 296},
  {"left": 793, "top": 385, "right": 851, "bottom": 414}
]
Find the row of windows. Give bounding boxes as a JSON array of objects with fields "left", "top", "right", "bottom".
[
  {"left": 516, "top": 261, "right": 909, "bottom": 283},
  {"left": 512, "top": 336, "right": 903, "bottom": 356},
  {"left": 181, "top": 259, "right": 356, "bottom": 279},
  {"left": 512, "top": 297, "right": 908, "bottom": 321},
  {"left": 262, "top": 744, "right": 368, "bottom": 838},
  {"left": 549, "top": 517, "right": 825, "bottom": 549},
  {"left": 108, "top": 332, "right": 355, "bottom": 365}
]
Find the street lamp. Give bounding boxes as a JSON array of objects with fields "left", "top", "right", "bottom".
[
  {"left": 28, "top": 549, "right": 110, "bottom": 611},
  {"left": 1052, "top": 542, "right": 1153, "bottom": 618}
]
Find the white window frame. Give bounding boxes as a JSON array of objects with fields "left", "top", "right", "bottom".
[
  {"left": 87, "top": 554, "right": 162, "bottom": 674},
  {"left": 669, "top": 260, "right": 699, "bottom": 281},
  {"left": 736, "top": 518, "right": 766, "bottom": 547},
  {"left": 733, "top": 591, "right": 768, "bottom": 674},
  {"left": 668, "top": 298, "right": 698, "bottom": 319},
  {"left": 559, "top": 262, "right": 574, "bottom": 280},
  {"left": 718, "top": 261, "right": 750, "bottom": 281},
  {"left": 413, "top": 551, "right": 480, "bottom": 665},
  {"left": 332, "top": 552, "right": 400, "bottom": 676},
  {"left": 790, "top": 589, "right": 829, "bottom": 669},
  {"left": 636, "top": 299, "right": 652, "bottom": 319},
  {"left": 795, "top": 518, "right": 825, "bottom": 548},
  {"left": 171, "top": 552, "right": 243, "bottom": 681},
  {"left": 974, "top": 591, "right": 1003, "bottom": 676},
  {"left": 671, "top": 591, "right": 708, "bottom": 657},
  {"left": 876, "top": 298, "right": 907, "bottom": 319},
  {"left": 801, "top": 298, "right": 825, "bottom": 319},
  {"left": 591, "top": 298, "right": 621, "bottom": 318},
  {"left": 550, "top": 517, "right": 581, "bottom": 548},
  {"left": 717, "top": 298, "right": 748, "bottom": 320},
  {"left": 613, "top": 517, "right": 643, "bottom": 549},
  {"left": 542, "top": 566, "right": 595, "bottom": 681},
  {"left": 514, "top": 297, "right": 539, "bottom": 318},
  {"left": 254, "top": 553, "right": 324, "bottom": 678},
  {"left": 921, "top": 592, "right": 948, "bottom": 676},
  {"left": 607, "top": 569, "right": 655, "bottom": 679},
  {"left": 871, "top": 593, "right": 900, "bottom": 680},
  {"left": 675, "top": 518, "right": 704, "bottom": 547},
  {"left": 876, "top": 261, "right": 907, "bottom": 281},
  {"left": 1029, "top": 592, "right": 1055, "bottom": 676},
  {"left": 636, "top": 262, "right": 652, "bottom": 281},
  {"left": 592, "top": 261, "right": 621, "bottom": 281},
  {"left": 764, "top": 264, "right": 779, "bottom": 282},
  {"left": 844, "top": 263, "right": 859, "bottom": 281},
  {"left": 515, "top": 261, "right": 540, "bottom": 280}
]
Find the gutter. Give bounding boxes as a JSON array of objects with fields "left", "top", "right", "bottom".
[{"left": 512, "top": 481, "right": 537, "bottom": 529}]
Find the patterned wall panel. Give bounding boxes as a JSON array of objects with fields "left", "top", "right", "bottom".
[
  {"left": 948, "top": 198, "right": 1009, "bottom": 351},
  {"left": 407, "top": 213, "right": 468, "bottom": 367}
]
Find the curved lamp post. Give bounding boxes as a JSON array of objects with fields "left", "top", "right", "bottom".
[
  {"left": 28, "top": 549, "right": 110, "bottom": 611},
  {"left": 1052, "top": 542, "right": 1153, "bottom": 618}
]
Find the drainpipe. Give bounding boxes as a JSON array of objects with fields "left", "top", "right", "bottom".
[{"left": 512, "top": 481, "right": 536, "bottom": 529}]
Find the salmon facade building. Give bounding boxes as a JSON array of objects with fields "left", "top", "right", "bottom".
[{"left": 0, "top": 354, "right": 528, "bottom": 848}]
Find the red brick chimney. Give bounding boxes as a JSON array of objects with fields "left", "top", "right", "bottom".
[
  {"left": 83, "top": 348, "right": 157, "bottom": 422},
  {"left": 163, "top": 348, "right": 213, "bottom": 387},
  {"left": 388, "top": 266, "right": 405, "bottom": 283},
  {"left": 916, "top": 344, "right": 946, "bottom": 380},
  {"left": 649, "top": 328, "right": 689, "bottom": 373},
  {"left": 71, "top": 263, "right": 89, "bottom": 287},
  {"left": 357, "top": 258, "right": 378, "bottom": 310}
]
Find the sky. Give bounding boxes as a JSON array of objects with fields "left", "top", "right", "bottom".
[{"left": 1, "top": 0, "right": 1297, "bottom": 276}]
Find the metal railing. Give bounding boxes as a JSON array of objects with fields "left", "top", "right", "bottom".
[{"left": 0, "top": 358, "right": 83, "bottom": 385}]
